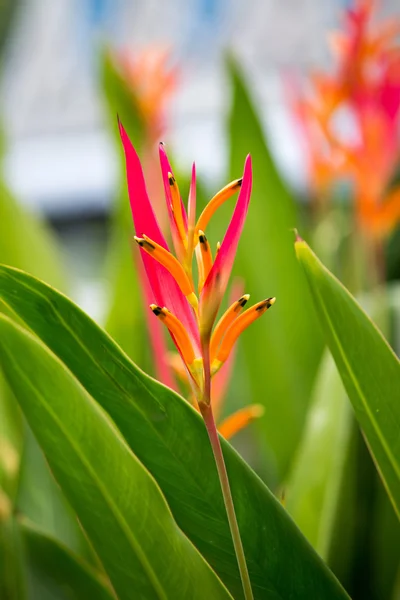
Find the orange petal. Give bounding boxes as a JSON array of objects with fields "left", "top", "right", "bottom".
[
  {"left": 135, "top": 235, "right": 197, "bottom": 310},
  {"left": 195, "top": 178, "right": 242, "bottom": 238},
  {"left": 218, "top": 404, "right": 265, "bottom": 440},
  {"left": 212, "top": 298, "right": 275, "bottom": 372},
  {"left": 150, "top": 305, "right": 196, "bottom": 366}
]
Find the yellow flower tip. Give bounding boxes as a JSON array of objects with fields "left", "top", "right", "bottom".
[
  {"left": 187, "top": 292, "right": 199, "bottom": 312},
  {"left": 188, "top": 356, "right": 204, "bottom": 389},
  {"left": 168, "top": 172, "right": 175, "bottom": 186},
  {"left": 134, "top": 235, "right": 155, "bottom": 252},
  {"left": 191, "top": 357, "right": 204, "bottom": 371},
  {"left": 253, "top": 297, "right": 275, "bottom": 314},
  {"left": 196, "top": 230, "right": 213, "bottom": 294},
  {"left": 198, "top": 230, "right": 207, "bottom": 245},
  {"left": 237, "top": 294, "right": 250, "bottom": 309},
  {"left": 216, "top": 241, "right": 221, "bottom": 255},
  {"left": 248, "top": 403, "right": 265, "bottom": 419},
  {"left": 211, "top": 358, "right": 223, "bottom": 376},
  {"left": 150, "top": 303, "right": 163, "bottom": 316},
  {"left": 259, "top": 297, "right": 276, "bottom": 310}
]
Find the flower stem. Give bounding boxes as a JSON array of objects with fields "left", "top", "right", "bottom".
[
  {"left": 200, "top": 402, "right": 254, "bottom": 600},
  {"left": 199, "top": 335, "right": 253, "bottom": 598}
]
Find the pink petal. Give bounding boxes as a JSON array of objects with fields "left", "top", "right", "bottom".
[
  {"left": 200, "top": 155, "right": 252, "bottom": 322},
  {"left": 119, "top": 121, "right": 200, "bottom": 353},
  {"left": 134, "top": 247, "right": 177, "bottom": 390}
]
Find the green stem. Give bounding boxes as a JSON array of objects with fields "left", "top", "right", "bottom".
[
  {"left": 199, "top": 334, "right": 253, "bottom": 599},
  {"left": 200, "top": 402, "right": 254, "bottom": 600}
]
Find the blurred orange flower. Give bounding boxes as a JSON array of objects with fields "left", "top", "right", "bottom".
[
  {"left": 295, "top": 0, "right": 400, "bottom": 237},
  {"left": 118, "top": 46, "right": 178, "bottom": 142}
]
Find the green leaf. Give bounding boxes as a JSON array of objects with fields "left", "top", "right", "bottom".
[
  {"left": 21, "top": 520, "right": 115, "bottom": 600},
  {"left": 0, "top": 172, "right": 71, "bottom": 597},
  {"left": 0, "top": 265, "right": 348, "bottom": 600},
  {"left": 0, "top": 370, "right": 23, "bottom": 502},
  {"left": 0, "top": 314, "right": 233, "bottom": 600},
  {"left": 0, "top": 180, "right": 92, "bottom": 562},
  {"left": 17, "top": 426, "right": 94, "bottom": 559},
  {"left": 227, "top": 58, "right": 323, "bottom": 482},
  {"left": 0, "top": 180, "right": 66, "bottom": 292},
  {"left": 295, "top": 238, "right": 400, "bottom": 518},
  {"left": 285, "top": 352, "right": 353, "bottom": 558},
  {"left": 0, "top": 516, "right": 27, "bottom": 600},
  {"left": 0, "top": 373, "right": 26, "bottom": 599}
]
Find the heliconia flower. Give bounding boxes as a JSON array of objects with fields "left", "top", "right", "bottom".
[
  {"left": 291, "top": 0, "right": 400, "bottom": 236},
  {"left": 119, "top": 121, "right": 275, "bottom": 400},
  {"left": 119, "top": 122, "right": 270, "bottom": 596}
]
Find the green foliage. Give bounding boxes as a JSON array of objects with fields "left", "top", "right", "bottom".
[
  {"left": 286, "top": 352, "right": 353, "bottom": 559},
  {"left": 0, "top": 181, "right": 65, "bottom": 291},
  {"left": 0, "top": 314, "right": 233, "bottom": 600},
  {"left": 0, "top": 167, "right": 91, "bottom": 596},
  {"left": 17, "top": 427, "right": 93, "bottom": 559},
  {"left": 296, "top": 238, "right": 400, "bottom": 518},
  {"left": 0, "top": 516, "right": 27, "bottom": 600},
  {"left": 0, "top": 265, "right": 348, "bottom": 599},
  {"left": 21, "top": 521, "right": 115, "bottom": 600},
  {"left": 227, "top": 58, "right": 323, "bottom": 483}
]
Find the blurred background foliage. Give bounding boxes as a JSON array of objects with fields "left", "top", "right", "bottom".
[{"left": 0, "top": 1, "right": 399, "bottom": 599}]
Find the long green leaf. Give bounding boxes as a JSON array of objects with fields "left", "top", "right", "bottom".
[
  {"left": 0, "top": 265, "right": 348, "bottom": 599},
  {"left": 286, "top": 352, "right": 353, "bottom": 558},
  {"left": 295, "top": 238, "right": 400, "bottom": 518},
  {"left": 21, "top": 520, "right": 115, "bottom": 600},
  {"left": 0, "top": 174, "right": 70, "bottom": 597},
  {"left": 0, "top": 314, "right": 233, "bottom": 600},
  {"left": 227, "top": 58, "right": 323, "bottom": 482}
]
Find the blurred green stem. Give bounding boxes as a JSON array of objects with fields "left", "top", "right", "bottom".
[{"left": 199, "top": 337, "right": 253, "bottom": 600}]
